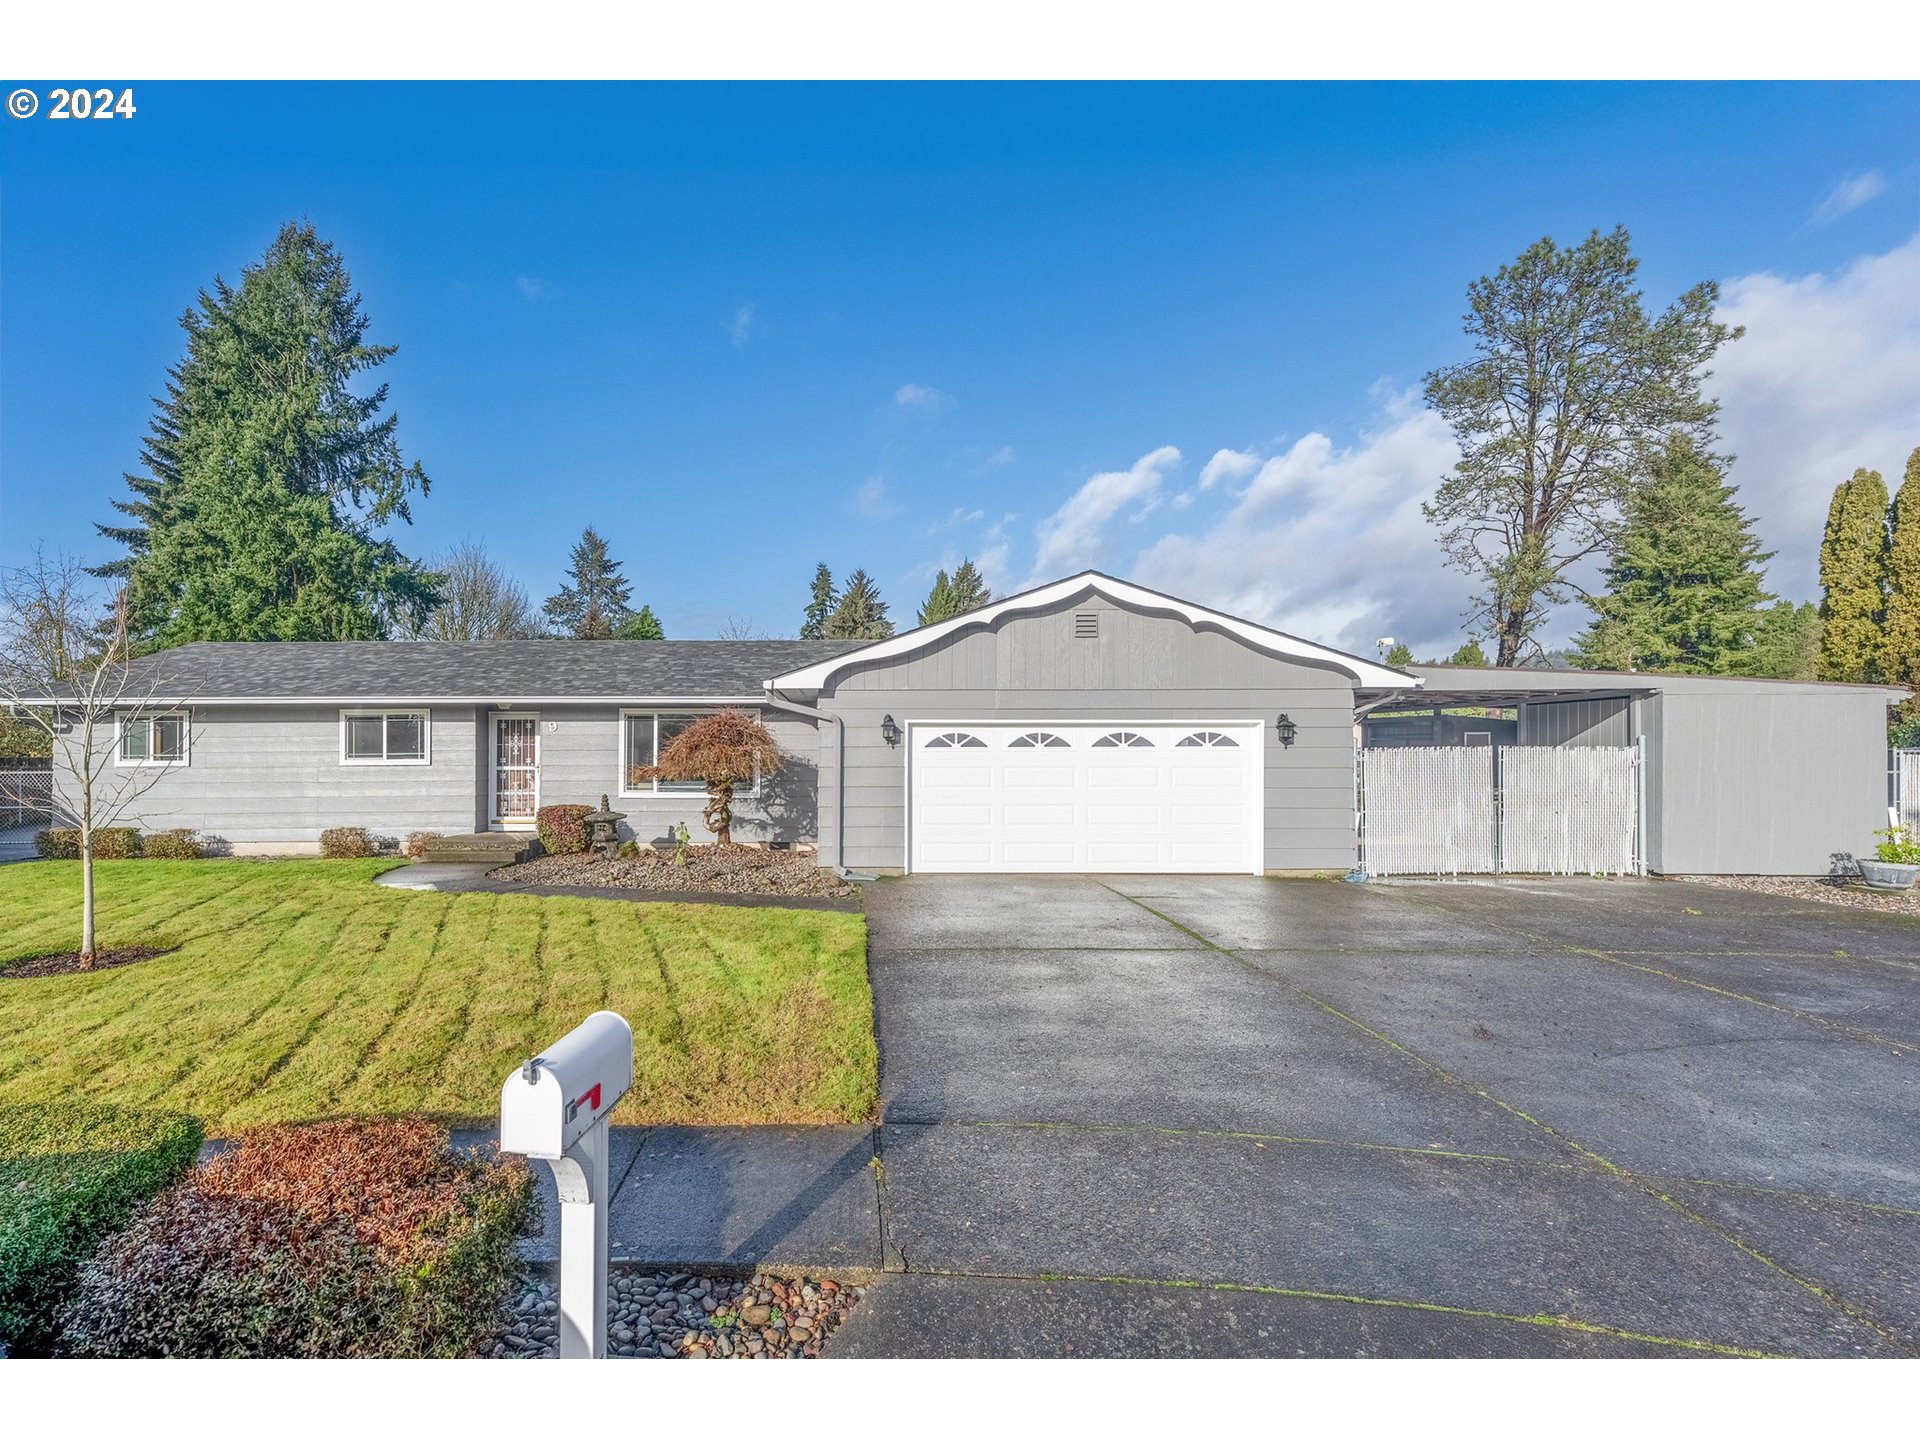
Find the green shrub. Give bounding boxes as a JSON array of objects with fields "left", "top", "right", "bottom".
[
  {"left": 57, "top": 1118, "right": 531, "bottom": 1358},
  {"left": 1874, "top": 827, "right": 1920, "bottom": 865},
  {"left": 33, "top": 828, "right": 141, "bottom": 860},
  {"left": 535, "top": 804, "right": 591, "bottom": 856},
  {"left": 0, "top": 1104, "right": 203, "bottom": 1356},
  {"left": 140, "top": 829, "right": 203, "bottom": 860},
  {"left": 318, "top": 826, "right": 374, "bottom": 859}
]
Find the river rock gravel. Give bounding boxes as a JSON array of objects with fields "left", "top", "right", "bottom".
[
  {"left": 1684, "top": 873, "right": 1920, "bottom": 917},
  {"left": 483, "top": 1269, "right": 863, "bottom": 1358},
  {"left": 496, "top": 847, "right": 856, "bottom": 898}
]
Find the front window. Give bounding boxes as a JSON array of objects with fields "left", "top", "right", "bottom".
[
  {"left": 340, "top": 710, "right": 430, "bottom": 764},
  {"left": 623, "top": 711, "right": 757, "bottom": 796},
  {"left": 119, "top": 711, "right": 188, "bottom": 766}
]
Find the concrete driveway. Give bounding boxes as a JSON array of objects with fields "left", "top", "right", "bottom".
[{"left": 830, "top": 874, "right": 1920, "bottom": 1357}]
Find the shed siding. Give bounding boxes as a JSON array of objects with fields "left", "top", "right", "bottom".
[
  {"left": 52, "top": 704, "right": 481, "bottom": 848},
  {"left": 819, "top": 596, "right": 1360, "bottom": 872},
  {"left": 1650, "top": 687, "right": 1889, "bottom": 875},
  {"left": 1519, "top": 697, "right": 1631, "bottom": 748}
]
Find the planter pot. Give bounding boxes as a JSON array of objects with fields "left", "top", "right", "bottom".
[{"left": 1857, "top": 860, "right": 1920, "bottom": 891}]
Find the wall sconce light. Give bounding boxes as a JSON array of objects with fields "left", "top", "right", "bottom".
[
  {"left": 1275, "top": 713, "right": 1297, "bottom": 748},
  {"left": 880, "top": 714, "right": 900, "bottom": 747}
]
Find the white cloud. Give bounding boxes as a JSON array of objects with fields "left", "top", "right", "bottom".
[
  {"left": 1027, "top": 445, "right": 1182, "bottom": 584},
  {"left": 1812, "top": 171, "right": 1888, "bottom": 225},
  {"left": 1711, "top": 231, "right": 1920, "bottom": 600},
  {"left": 928, "top": 506, "right": 986, "bottom": 533},
  {"left": 968, "top": 444, "right": 1015, "bottom": 475},
  {"left": 894, "top": 382, "right": 953, "bottom": 411},
  {"left": 853, "top": 475, "right": 901, "bottom": 520},
  {"left": 1198, "top": 448, "right": 1260, "bottom": 490},
  {"left": 515, "top": 276, "right": 547, "bottom": 301},
  {"left": 726, "top": 301, "right": 756, "bottom": 346}
]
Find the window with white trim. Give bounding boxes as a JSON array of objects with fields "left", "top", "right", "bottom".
[
  {"left": 924, "top": 731, "right": 987, "bottom": 748},
  {"left": 1176, "top": 730, "right": 1239, "bottom": 748},
  {"left": 1009, "top": 731, "right": 1070, "bottom": 748},
  {"left": 622, "top": 711, "right": 758, "bottom": 796},
  {"left": 119, "top": 711, "right": 188, "bottom": 766},
  {"left": 340, "top": 710, "right": 430, "bottom": 764},
  {"left": 1092, "top": 731, "right": 1153, "bottom": 748}
]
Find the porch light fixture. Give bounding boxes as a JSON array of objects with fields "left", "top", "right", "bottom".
[
  {"left": 1275, "top": 713, "right": 1298, "bottom": 748},
  {"left": 880, "top": 714, "right": 901, "bottom": 747}
]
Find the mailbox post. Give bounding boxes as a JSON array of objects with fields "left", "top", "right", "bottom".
[{"left": 500, "top": 1010, "right": 633, "bottom": 1359}]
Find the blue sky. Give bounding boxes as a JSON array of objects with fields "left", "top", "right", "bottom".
[{"left": 2, "top": 82, "right": 1916, "bottom": 651}]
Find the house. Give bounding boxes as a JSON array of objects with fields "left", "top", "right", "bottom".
[{"left": 43, "top": 572, "right": 1905, "bottom": 877}]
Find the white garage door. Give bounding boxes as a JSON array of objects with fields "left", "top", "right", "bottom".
[{"left": 908, "top": 721, "right": 1263, "bottom": 874}]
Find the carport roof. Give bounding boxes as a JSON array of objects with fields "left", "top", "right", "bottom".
[{"left": 1358, "top": 663, "right": 1908, "bottom": 710}]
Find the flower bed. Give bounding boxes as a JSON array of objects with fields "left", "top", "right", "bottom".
[
  {"left": 501, "top": 846, "right": 856, "bottom": 898},
  {"left": 0, "top": 1103, "right": 202, "bottom": 1356},
  {"left": 57, "top": 1118, "right": 531, "bottom": 1357}
]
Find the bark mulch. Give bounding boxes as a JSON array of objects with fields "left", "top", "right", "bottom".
[
  {"left": 498, "top": 846, "right": 857, "bottom": 899},
  {"left": 1, "top": 946, "right": 178, "bottom": 979}
]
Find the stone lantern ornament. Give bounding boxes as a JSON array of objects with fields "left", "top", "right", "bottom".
[{"left": 582, "top": 794, "right": 627, "bottom": 860}]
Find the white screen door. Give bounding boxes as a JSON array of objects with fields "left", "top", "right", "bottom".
[{"left": 491, "top": 714, "right": 540, "bottom": 827}]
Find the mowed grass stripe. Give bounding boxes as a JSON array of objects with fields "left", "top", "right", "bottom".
[{"left": 0, "top": 860, "right": 873, "bottom": 1132}]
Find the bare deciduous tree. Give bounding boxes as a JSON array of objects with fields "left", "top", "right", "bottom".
[
  {"left": 0, "top": 551, "right": 190, "bottom": 968},
  {"left": 407, "top": 542, "right": 545, "bottom": 641}
]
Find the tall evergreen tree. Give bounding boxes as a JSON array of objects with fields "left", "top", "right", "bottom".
[
  {"left": 948, "top": 558, "right": 991, "bottom": 613},
  {"left": 1736, "top": 601, "right": 1822, "bottom": 681},
  {"left": 543, "top": 527, "right": 633, "bottom": 638},
  {"left": 1448, "top": 639, "right": 1488, "bottom": 666},
  {"left": 1817, "top": 467, "right": 1890, "bottom": 682},
  {"left": 1571, "top": 437, "right": 1773, "bottom": 674},
  {"left": 1880, "top": 447, "right": 1920, "bottom": 702},
  {"left": 799, "top": 563, "right": 836, "bottom": 640},
  {"left": 917, "top": 570, "right": 957, "bottom": 627},
  {"left": 823, "top": 569, "right": 893, "bottom": 640},
  {"left": 616, "top": 604, "right": 665, "bottom": 640},
  {"left": 1383, "top": 642, "right": 1414, "bottom": 667},
  {"left": 95, "top": 222, "right": 437, "bottom": 644}
]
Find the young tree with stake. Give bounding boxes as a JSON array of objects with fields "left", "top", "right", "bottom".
[{"left": 0, "top": 554, "right": 190, "bottom": 969}]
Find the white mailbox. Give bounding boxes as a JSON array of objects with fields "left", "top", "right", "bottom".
[{"left": 500, "top": 1010, "right": 633, "bottom": 1359}]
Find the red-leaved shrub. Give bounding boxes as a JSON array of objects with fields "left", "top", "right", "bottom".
[
  {"left": 57, "top": 1118, "right": 531, "bottom": 1358},
  {"left": 535, "top": 804, "right": 591, "bottom": 856}
]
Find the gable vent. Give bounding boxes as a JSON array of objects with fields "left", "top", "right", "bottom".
[{"left": 1072, "top": 611, "right": 1100, "bottom": 639}]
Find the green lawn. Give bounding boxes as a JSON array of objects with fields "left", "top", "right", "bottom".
[{"left": 0, "top": 860, "right": 875, "bottom": 1133}]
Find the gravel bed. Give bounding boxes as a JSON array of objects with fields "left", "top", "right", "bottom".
[
  {"left": 484, "top": 1269, "right": 863, "bottom": 1358},
  {"left": 498, "top": 847, "right": 856, "bottom": 898},
  {"left": 1684, "top": 873, "right": 1920, "bottom": 917}
]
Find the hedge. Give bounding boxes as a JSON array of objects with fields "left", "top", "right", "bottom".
[
  {"left": 0, "top": 1104, "right": 203, "bottom": 1356},
  {"left": 536, "top": 804, "right": 592, "bottom": 856},
  {"left": 140, "top": 829, "right": 203, "bottom": 860},
  {"left": 58, "top": 1118, "right": 532, "bottom": 1358},
  {"left": 34, "top": 828, "right": 141, "bottom": 860}
]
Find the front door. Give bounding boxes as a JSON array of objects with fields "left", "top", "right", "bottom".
[{"left": 490, "top": 713, "right": 540, "bottom": 829}]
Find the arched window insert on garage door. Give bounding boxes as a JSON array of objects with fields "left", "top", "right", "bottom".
[
  {"left": 1092, "top": 731, "right": 1154, "bottom": 748},
  {"left": 1008, "top": 732, "right": 1071, "bottom": 748},
  {"left": 1176, "top": 730, "right": 1240, "bottom": 747},
  {"left": 925, "top": 731, "right": 988, "bottom": 748}
]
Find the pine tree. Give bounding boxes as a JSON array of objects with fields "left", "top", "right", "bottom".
[
  {"left": 1383, "top": 642, "right": 1414, "bottom": 667},
  {"left": 542, "top": 528, "right": 633, "bottom": 639},
  {"left": 1571, "top": 437, "right": 1773, "bottom": 674},
  {"left": 917, "top": 571, "right": 957, "bottom": 627},
  {"left": 948, "top": 558, "right": 991, "bottom": 613},
  {"left": 823, "top": 569, "right": 893, "bottom": 640},
  {"left": 1736, "top": 601, "right": 1822, "bottom": 681},
  {"left": 94, "top": 222, "right": 437, "bottom": 644},
  {"left": 1817, "top": 467, "right": 1891, "bottom": 682},
  {"left": 616, "top": 605, "right": 665, "bottom": 640},
  {"left": 1880, "top": 447, "right": 1920, "bottom": 702},
  {"left": 799, "top": 563, "right": 836, "bottom": 640},
  {"left": 1449, "top": 639, "right": 1488, "bottom": 666}
]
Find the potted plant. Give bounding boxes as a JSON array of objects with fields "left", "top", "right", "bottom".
[{"left": 1858, "top": 827, "right": 1920, "bottom": 891}]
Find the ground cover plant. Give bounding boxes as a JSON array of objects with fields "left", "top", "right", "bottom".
[
  {"left": 58, "top": 1118, "right": 529, "bottom": 1357},
  {"left": 0, "top": 1102, "right": 202, "bottom": 1355},
  {"left": 0, "top": 860, "right": 874, "bottom": 1131}
]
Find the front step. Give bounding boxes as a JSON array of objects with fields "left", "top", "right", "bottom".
[{"left": 419, "top": 832, "right": 540, "bottom": 866}]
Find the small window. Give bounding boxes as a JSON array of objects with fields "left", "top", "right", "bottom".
[
  {"left": 340, "top": 710, "right": 431, "bottom": 764},
  {"left": 925, "top": 732, "right": 987, "bottom": 749},
  {"left": 1463, "top": 731, "right": 1493, "bottom": 748},
  {"left": 1009, "top": 731, "right": 1070, "bottom": 749},
  {"left": 1176, "top": 730, "right": 1239, "bottom": 748},
  {"left": 119, "top": 711, "right": 189, "bottom": 767},
  {"left": 1072, "top": 611, "right": 1099, "bottom": 639},
  {"left": 1092, "top": 731, "right": 1153, "bottom": 749}
]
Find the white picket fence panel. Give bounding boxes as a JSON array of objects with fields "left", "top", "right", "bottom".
[
  {"left": 1498, "top": 746, "right": 1638, "bottom": 877},
  {"left": 1894, "top": 750, "right": 1920, "bottom": 835},
  {"left": 1358, "top": 747, "right": 1495, "bottom": 876},
  {"left": 1360, "top": 744, "right": 1640, "bottom": 877}
]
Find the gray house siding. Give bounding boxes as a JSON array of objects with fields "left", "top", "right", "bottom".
[
  {"left": 1518, "top": 696, "right": 1631, "bottom": 748},
  {"left": 54, "top": 703, "right": 481, "bottom": 851},
  {"left": 1646, "top": 686, "right": 1889, "bottom": 876},
  {"left": 813, "top": 595, "right": 1361, "bottom": 873}
]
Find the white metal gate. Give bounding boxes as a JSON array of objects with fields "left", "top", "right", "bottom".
[
  {"left": 1893, "top": 750, "right": 1920, "bottom": 834},
  {"left": 1359, "top": 744, "right": 1641, "bottom": 877}
]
